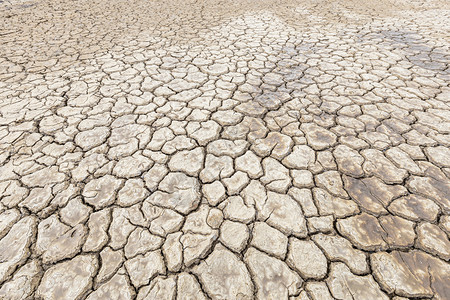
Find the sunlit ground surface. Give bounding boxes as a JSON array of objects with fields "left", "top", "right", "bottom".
[{"left": 0, "top": 0, "right": 449, "bottom": 299}]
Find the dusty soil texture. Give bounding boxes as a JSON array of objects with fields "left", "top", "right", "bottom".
[{"left": 0, "top": 0, "right": 449, "bottom": 299}]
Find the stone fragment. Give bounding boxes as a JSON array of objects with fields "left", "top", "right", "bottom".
[
  {"left": 255, "top": 91, "right": 290, "bottom": 109},
  {"left": 200, "top": 154, "right": 234, "bottom": 183},
  {"left": 287, "top": 238, "right": 328, "bottom": 280},
  {"left": 75, "top": 127, "right": 109, "bottom": 151},
  {"left": 143, "top": 205, "right": 184, "bottom": 236},
  {"left": 252, "top": 132, "right": 293, "bottom": 159},
  {"left": 207, "top": 139, "right": 248, "bottom": 158},
  {"left": 0, "top": 260, "right": 40, "bottom": 300},
  {"left": 305, "top": 282, "right": 334, "bottom": 300},
  {"left": 60, "top": 197, "right": 92, "bottom": 226},
  {"left": 235, "top": 101, "right": 267, "bottom": 118},
  {"left": 21, "top": 166, "right": 66, "bottom": 187},
  {"left": 201, "top": 63, "right": 229, "bottom": 75},
  {"left": 439, "top": 215, "right": 450, "bottom": 235},
  {"left": 290, "top": 290, "right": 312, "bottom": 300},
  {"left": 168, "top": 147, "right": 204, "bottom": 176},
  {"left": 288, "top": 187, "right": 318, "bottom": 217},
  {"left": 96, "top": 247, "right": 124, "bottom": 284},
  {"left": 260, "top": 157, "right": 291, "bottom": 193},
  {"left": 398, "top": 143, "right": 426, "bottom": 159},
  {"left": 222, "top": 171, "right": 249, "bottom": 195},
  {"left": 126, "top": 204, "right": 147, "bottom": 226},
  {"left": 147, "top": 127, "right": 174, "bottom": 151},
  {"left": 315, "top": 171, "right": 348, "bottom": 198},
  {"left": 113, "top": 153, "right": 153, "bottom": 178},
  {"left": 48, "top": 184, "right": 80, "bottom": 211},
  {"left": 282, "top": 145, "right": 315, "bottom": 169},
  {"left": 327, "top": 263, "right": 388, "bottom": 300},
  {"left": 337, "top": 213, "right": 388, "bottom": 251},
  {"left": 167, "top": 78, "right": 197, "bottom": 92},
  {"left": 68, "top": 94, "right": 99, "bottom": 107},
  {"left": 124, "top": 250, "right": 165, "bottom": 288},
  {"left": 108, "top": 208, "right": 136, "bottom": 249},
  {"left": 117, "top": 179, "right": 149, "bottom": 207},
  {"left": 148, "top": 172, "right": 200, "bottom": 214},
  {"left": 307, "top": 215, "right": 334, "bottom": 234},
  {"left": 250, "top": 221, "right": 288, "bottom": 259},
  {"left": 0, "top": 180, "right": 27, "bottom": 207},
  {"left": 83, "top": 209, "right": 111, "bottom": 252},
  {"left": 388, "top": 194, "right": 440, "bottom": 222},
  {"left": 245, "top": 247, "right": 302, "bottom": 299},
  {"left": 301, "top": 123, "right": 337, "bottom": 150},
  {"left": 186, "top": 120, "right": 221, "bottom": 146},
  {"left": 362, "top": 149, "right": 408, "bottom": 184},
  {"left": 83, "top": 175, "right": 123, "bottom": 209},
  {"left": 407, "top": 166, "right": 450, "bottom": 213},
  {"left": 87, "top": 270, "right": 135, "bottom": 300},
  {"left": 182, "top": 205, "right": 215, "bottom": 235},
  {"left": 143, "top": 163, "right": 168, "bottom": 191},
  {"left": 124, "top": 228, "right": 164, "bottom": 258},
  {"left": 425, "top": 146, "right": 450, "bottom": 167},
  {"left": 334, "top": 130, "right": 362, "bottom": 148},
  {"left": 336, "top": 213, "right": 416, "bottom": 251},
  {"left": 371, "top": 250, "right": 450, "bottom": 298},
  {"left": 333, "top": 145, "right": 364, "bottom": 177},
  {"left": 36, "top": 215, "right": 87, "bottom": 264},
  {"left": 19, "top": 185, "right": 53, "bottom": 213},
  {"left": 312, "top": 234, "right": 368, "bottom": 275},
  {"left": 0, "top": 209, "right": 20, "bottom": 239},
  {"left": 180, "top": 205, "right": 218, "bottom": 266},
  {"left": 202, "top": 181, "right": 226, "bottom": 206},
  {"left": 318, "top": 151, "right": 338, "bottom": 170},
  {"left": 72, "top": 153, "right": 109, "bottom": 182},
  {"left": 177, "top": 273, "right": 207, "bottom": 300},
  {"left": 36, "top": 255, "right": 98, "bottom": 300},
  {"left": 0, "top": 163, "right": 18, "bottom": 183},
  {"left": 235, "top": 150, "right": 263, "bottom": 178},
  {"left": 170, "top": 89, "right": 202, "bottom": 102},
  {"left": 359, "top": 131, "right": 391, "bottom": 150},
  {"left": 241, "top": 180, "right": 267, "bottom": 212},
  {"left": 136, "top": 276, "right": 176, "bottom": 300},
  {"left": 162, "top": 232, "right": 183, "bottom": 272},
  {"left": 192, "top": 244, "right": 253, "bottom": 300},
  {"left": 220, "top": 220, "right": 249, "bottom": 252},
  {"left": 343, "top": 176, "right": 388, "bottom": 215},
  {"left": 291, "top": 170, "right": 314, "bottom": 188},
  {"left": 161, "top": 135, "right": 196, "bottom": 155},
  {"left": 313, "top": 188, "right": 359, "bottom": 218},
  {"left": 207, "top": 208, "right": 224, "bottom": 229},
  {"left": 416, "top": 222, "right": 450, "bottom": 260},
  {"left": 181, "top": 233, "right": 217, "bottom": 267},
  {"left": 211, "top": 110, "right": 243, "bottom": 126},
  {"left": 221, "top": 196, "right": 255, "bottom": 224},
  {"left": 242, "top": 117, "right": 269, "bottom": 141},
  {"left": 378, "top": 215, "right": 416, "bottom": 248},
  {"left": 108, "top": 125, "right": 150, "bottom": 157},
  {"left": 259, "top": 191, "right": 308, "bottom": 238},
  {"left": 386, "top": 147, "right": 422, "bottom": 175},
  {"left": 93, "top": 159, "right": 114, "bottom": 177}
]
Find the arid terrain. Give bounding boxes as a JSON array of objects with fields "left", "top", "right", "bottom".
[{"left": 0, "top": 0, "right": 449, "bottom": 299}]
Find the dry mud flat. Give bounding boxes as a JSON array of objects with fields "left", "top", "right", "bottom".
[{"left": 0, "top": 0, "right": 449, "bottom": 299}]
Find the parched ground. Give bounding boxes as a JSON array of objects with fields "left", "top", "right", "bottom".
[{"left": 0, "top": 0, "right": 449, "bottom": 299}]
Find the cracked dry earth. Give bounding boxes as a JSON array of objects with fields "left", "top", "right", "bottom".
[{"left": 1, "top": 0, "right": 450, "bottom": 299}]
